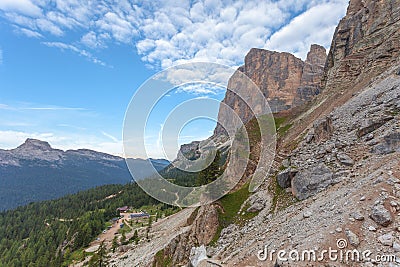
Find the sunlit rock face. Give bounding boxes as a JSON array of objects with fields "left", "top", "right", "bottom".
[{"left": 214, "top": 44, "right": 326, "bottom": 136}]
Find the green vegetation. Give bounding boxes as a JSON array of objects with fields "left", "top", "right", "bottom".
[
  {"left": 269, "top": 175, "right": 298, "bottom": 213},
  {"left": 196, "top": 150, "right": 222, "bottom": 186},
  {"left": 186, "top": 207, "right": 200, "bottom": 226},
  {"left": 88, "top": 241, "right": 109, "bottom": 267},
  {"left": 153, "top": 249, "right": 173, "bottom": 267},
  {"left": 274, "top": 116, "right": 293, "bottom": 137},
  {"left": 0, "top": 182, "right": 178, "bottom": 267},
  {"left": 210, "top": 184, "right": 253, "bottom": 245},
  {"left": 158, "top": 166, "right": 199, "bottom": 187}
]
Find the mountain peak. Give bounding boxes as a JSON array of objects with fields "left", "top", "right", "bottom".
[{"left": 19, "top": 138, "right": 52, "bottom": 151}]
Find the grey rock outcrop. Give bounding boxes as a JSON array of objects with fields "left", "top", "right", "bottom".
[
  {"left": 323, "top": 0, "right": 400, "bottom": 94},
  {"left": 189, "top": 245, "right": 208, "bottom": 267},
  {"left": 371, "top": 132, "right": 400, "bottom": 154},
  {"left": 276, "top": 168, "right": 298, "bottom": 188},
  {"left": 312, "top": 116, "right": 334, "bottom": 143},
  {"left": 291, "top": 163, "right": 337, "bottom": 200}
]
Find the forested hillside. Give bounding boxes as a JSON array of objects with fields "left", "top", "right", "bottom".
[
  {"left": 0, "top": 183, "right": 174, "bottom": 267},
  {"left": 0, "top": 139, "right": 170, "bottom": 211}
]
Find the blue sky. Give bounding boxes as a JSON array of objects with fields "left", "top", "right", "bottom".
[{"left": 0, "top": 0, "right": 348, "bottom": 158}]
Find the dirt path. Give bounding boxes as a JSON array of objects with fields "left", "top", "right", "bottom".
[{"left": 85, "top": 213, "right": 129, "bottom": 252}]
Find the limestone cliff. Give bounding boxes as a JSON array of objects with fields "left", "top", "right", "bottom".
[
  {"left": 323, "top": 0, "right": 400, "bottom": 93},
  {"left": 214, "top": 44, "right": 326, "bottom": 135},
  {"left": 108, "top": 1, "right": 400, "bottom": 266}
]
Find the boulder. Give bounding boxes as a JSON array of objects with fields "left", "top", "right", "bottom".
[
  {"left": 189, "top": 245, "right": 207, "bottom": 267},
  {"left": 370, "top": 204, "right": 393, "bottom": 227},
  {"left": 357, "top": 117, "right": 394, "bottom": 137},
  {"left": 337, "top": 153, "right": 355, "bottom": 166},
  {"left": 378, "top": 233, "right": 394, "bottom": 246},
  {"left": 291, "top": 163, "right": 337, "bottom": 200},
  {"left": 371, "top": 132, "right": 400, "bottom": 155},
  {"left": 350, "top": 211, "right": 364, "bottom": 221},
  {"left": 245, "top": 190, "right": 272, "bottom": 213},
  {"left": 313, "top": 117, "right": 334, "bottom": 143},
  {"left": 277, "top": 168, "right": 298, "bottom": 188},
  {"left": 345, "top": 229, "right": 360, "bottom": 247}
]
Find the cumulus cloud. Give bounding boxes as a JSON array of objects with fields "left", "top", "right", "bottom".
[
  {"left": 81, "top": 31, "right": 109, "bottom": 49},
  {"left": 0, "top": 0, "right": 41, "bottom": 17},
  {"left": 132, "top": 0, "right": 341, "bottom": 69},
  {"left": 175, "top": 83, "right": 226, "bottom": 96},
  {"left": 0, "top": 0, "right": 349, "bottom": 85},
  {"left": 265, "top": 0, "right": 348, "bottom": 59}
]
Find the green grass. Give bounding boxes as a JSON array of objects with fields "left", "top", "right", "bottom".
[
  {"left": 274, "top": 117, "right": 287, "bottom": 129},
  {"left": 274, "top": 116, "right": 292, "bottom": 137},
  {"left": 210, "top": 184, "right": 254, "bottom": 245},
  {"left": 153, "top": 249, "right": 173, "bottom": 267},
  {"left": 268, "top": 175, "right": 298, "bottom": 213},
  {"left": 62, "top": 248, "right": 88, "bottom": 266},
  {"left": 117, "top": 227, "right": 131, "bottom": 238},
  {"left": 186, "top": 207, "right": 200, "bottom": 226},
  {"left": 278, "top": 123, "right": 293, "bottom": 136}
]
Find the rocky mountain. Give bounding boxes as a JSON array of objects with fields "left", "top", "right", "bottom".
[
  {"left": 215, "top": 44, "right": 326, "bottom": 135},
  {"left": 83, "top": 0, "right": 400, "bottom": 266},
  {"left": 323, "top": 0, "right": 400, "bottom": 95},
  {"left": 0, "top": 139, "right": 169, "bottom": 210}
]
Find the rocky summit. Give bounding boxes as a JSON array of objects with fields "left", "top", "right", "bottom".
[
  {"left": 214, "top": 44, "right": 326, "bottom": 135},
  {"left": 105, "top": 0, "right": 400, "bottom": 266}
]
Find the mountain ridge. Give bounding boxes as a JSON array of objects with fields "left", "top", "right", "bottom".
[{"left": 0, "top": 138, "right": 169, "bottom": 210}]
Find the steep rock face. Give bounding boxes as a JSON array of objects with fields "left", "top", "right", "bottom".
[
  {"left": 152, "top": 205, "right": 219, "bottom": 266},
  {"left": 215, "top": 44, "right": 326, "bottom": 135},
  {"left": 323, "top": 0, "right": 400, "bottom": 93}
]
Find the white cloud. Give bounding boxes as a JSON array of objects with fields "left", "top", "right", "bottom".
[
  {"left": 14, "top": 26, "right": 43, "bottom": 38},
  {"left": 265, "top": 1, "right": 348, "bottom": 59},
  {"left": 81, "top": 31, "right": 104, "bottom": 48},
  {"left": 95, "top": 12, "right": 137, "bottom": 43},
  {"left": 0, "top": 101, "right": 125, "bottom": 156},
  {"left": 175, "top": 83, "right": 225, "bottom": 96},
  {"left": 42, "top": 42, "right": 108, "bottom": 67},
  {"left": 0, "top": 131, "right": 60, "bottom": 150},
  {"left": 101, "top": 131, "right": 119, "bottom": 143},
  {"left": 0, "top": 0, "right": 349, "bottom": 86},
  {"left": 36, "top": 18, "right": 64, "bottom": 36},
  {"left": 130, "top": 0, "right": 347, "bottom": 70},
  {"left": 0, "top": 0, "right": 41, "bottom": 17},
  {"left": 0, "top": 103, "right": 10, "bottom": 110}
]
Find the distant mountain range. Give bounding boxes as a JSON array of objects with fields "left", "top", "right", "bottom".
[{"left": 0, "top": 139, "right": 169, "bottom": 210}]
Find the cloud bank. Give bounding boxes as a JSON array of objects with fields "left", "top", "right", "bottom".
[{"left": 0, "top": 0, "right": 348, "bottom": 68}]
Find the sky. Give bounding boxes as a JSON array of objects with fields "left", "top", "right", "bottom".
[{"left": 0, "top": 0, "right": 348, "bottom": 159}]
